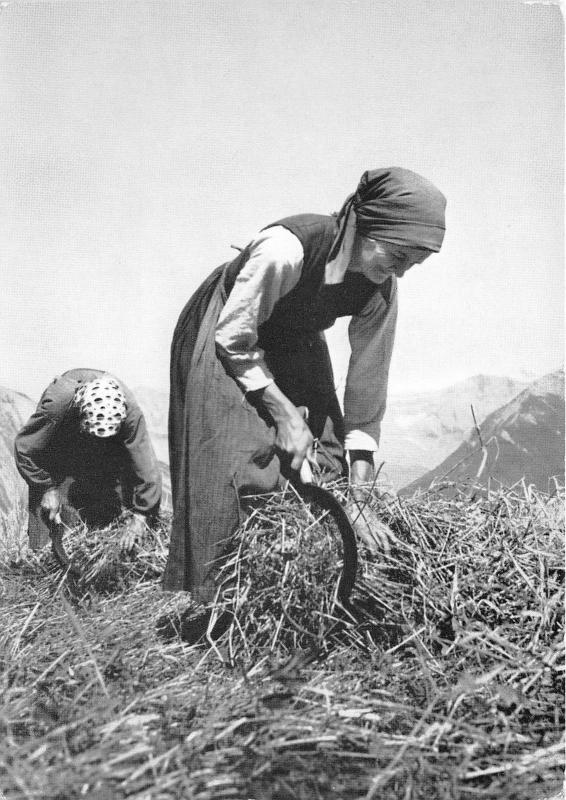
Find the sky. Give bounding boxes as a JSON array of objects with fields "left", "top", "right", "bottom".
[{"left": 0, "top": 0, "right": 563, "bottom": 402}]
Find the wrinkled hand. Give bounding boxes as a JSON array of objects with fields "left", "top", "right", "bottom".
[
  {"left": 345, "top": 490, "right": 397, "bottom": 556},
  {"left": 41, "top": 488, "right": 62, "bottom": 524},
  {"left": 119, "top": 513, "right": 146, "bottom": 552},
  {"left": 260, "top": 384, "right": 313, "bottom": 473},
  {"left": 275, "top": 408, "right": 313, "bottom": 472}
]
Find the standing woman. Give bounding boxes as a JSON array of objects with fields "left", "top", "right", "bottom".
[{"left": 164, "top": 168, "right": 446, "bottom": 599}]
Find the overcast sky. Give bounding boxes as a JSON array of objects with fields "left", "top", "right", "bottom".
[{"left": 1, "top": 0, "right": 563, "bottom": 401}]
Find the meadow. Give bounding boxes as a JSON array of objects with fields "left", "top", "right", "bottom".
[{"left": 0, "top": 481, "right": 563, "bottom": 799}]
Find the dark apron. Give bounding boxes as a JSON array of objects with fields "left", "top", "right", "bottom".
[{"left": 163, "top": 266, "right": 346, "bottom": 599}]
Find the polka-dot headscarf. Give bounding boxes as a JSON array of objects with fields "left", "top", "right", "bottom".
[{"left": 74, "top": 376, "right": 127, "bottom": 438}]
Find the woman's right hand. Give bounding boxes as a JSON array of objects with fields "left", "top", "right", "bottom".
[
  {"left": 259, "top": 383, "right": 313, "bottom": 472},
  {"left": 41, "top": 488, "right": 62, "bottom": 522},
  {"left": 274, "top": 408, "right": 313, "bottom": 471}
]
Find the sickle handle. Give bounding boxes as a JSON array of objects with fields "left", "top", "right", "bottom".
[{"left": 299, "top": 459, "right": 314, "bottom": 485}]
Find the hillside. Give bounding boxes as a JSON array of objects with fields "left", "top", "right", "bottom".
[
  {"left": 403, "top": 369, "right": 565, "bottom": 495},
  {"left": 378, "top": 375, "right": 528, "bottom": 489},
  {"left": 134, "top": 376, "right": 530, "bottom": 491},
  {"left": 134, "top": 385, "right": 170, "bottom": 464},
  {"left": 0, "top": 386, "right": 36, "bottom": 540}
]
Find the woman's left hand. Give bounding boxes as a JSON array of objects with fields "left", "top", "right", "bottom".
[
  {"left": 345, "top": 487, "right": 396, "bottom": 555},
  {"left": 119, "top": 512, "right": 146, "bottom": 552},
  {"left": 347, "top": 451, "right": 398, "bottom": 555}
]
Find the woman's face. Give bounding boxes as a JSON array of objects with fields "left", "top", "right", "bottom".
[{"left": 348, "top": 235, "right": 432, "bottom": 284}]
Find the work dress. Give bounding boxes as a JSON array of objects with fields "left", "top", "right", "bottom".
[{"left": 164, "top": 214, "right": 396, "bottom": 598}]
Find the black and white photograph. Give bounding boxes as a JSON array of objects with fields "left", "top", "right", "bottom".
[{"left": 0, "top": 1, "right": 564, "bottom": 798}]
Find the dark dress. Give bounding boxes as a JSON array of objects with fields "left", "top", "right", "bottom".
[{"left": 164, "top": 215, "right": 392, "bottom": 598}]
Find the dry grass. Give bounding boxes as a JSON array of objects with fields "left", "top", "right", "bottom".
[{"left": 0, "top": 483, "right": 563, "bottom": 799}]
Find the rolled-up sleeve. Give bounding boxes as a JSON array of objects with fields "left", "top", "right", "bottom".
[
  {"left": 215, "top": 226, "right": 304, "bottom": 391},
  {"left": 343, "top": 278, "right": 398, "bottom": 447}
]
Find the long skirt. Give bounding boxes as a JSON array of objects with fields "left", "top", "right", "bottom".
[{"left": 162, "top": 264, "right": 346, "bottom": 599}]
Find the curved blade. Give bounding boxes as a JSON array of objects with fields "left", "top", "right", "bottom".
[
  {"left": 295, "top": 481, "right": 358, "bottom": 605},
  {"left": 50, "top": 521, "right": 80, "bottom": 577}
]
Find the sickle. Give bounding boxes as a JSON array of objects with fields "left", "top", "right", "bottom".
[
  {"left": 50, "top": 518, "right": 81, "bottom": 577},
  {"left": 293, "top": 459, "right": 358, "bottom": 606}
]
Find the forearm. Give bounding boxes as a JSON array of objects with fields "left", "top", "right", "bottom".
[
  {"left": 120, "top": 410, "right": 162, "bottom": 514},
  {"left": 345, "top": 280, "right": 398, "bottom": 445},
  {"left": 131, "top": 480, "right": 162, "bottom": 515},
  {"left": 258, "top": 382, "right": 301, "bottom": 425},
  {"left": 15, "top": 456, "right": 57, "bottom": 491},
  {"left": 14, "top": 431, "right": 58, "bottom": 491}
]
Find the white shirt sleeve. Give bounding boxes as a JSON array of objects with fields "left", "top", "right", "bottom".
[
  {"left": 215, "top": 226, "right": 304, "bottom": 391},
  {"left": 343, "top": 278, "right": 398, "bottom": 448},
  {"left": 344, "top": 429, "right": 379, "bottom": 452}
]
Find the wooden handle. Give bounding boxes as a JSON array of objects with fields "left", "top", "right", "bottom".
[{"left": 300, "top": 458, "right": 314, "bottom": 485}]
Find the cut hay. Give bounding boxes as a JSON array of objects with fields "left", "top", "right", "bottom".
[
  {"left": 28, "top": 512, "right": 172, "bottom": 596},
  {"left": 201, "top": 481, "right": 564, "bottom": 664},
  {"left": 0, "top": 483, "right": 563, "bottom": 799}
]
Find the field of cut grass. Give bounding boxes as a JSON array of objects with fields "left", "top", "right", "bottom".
[{"left": 0, "top": 483, "right": 563, "bottom": 800}]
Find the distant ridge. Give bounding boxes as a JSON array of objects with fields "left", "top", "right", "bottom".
[
  {"left": 0, "top": 386, "right": 36, "bottom": 539},
  {"left": 401, "top": 369, "right": 565, "bottom": 496},
  {"left": 378, "top": 374, "right": 529, "bottom": 490},
  {"left": 131, "top": 374, "right": 562, "bottom": 494},
  {"left": 134, "top": 386, "right": 169, "bottom": 464}
]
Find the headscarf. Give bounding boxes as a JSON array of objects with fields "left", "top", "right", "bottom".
[
  {"left": 74, "top": 376, "right": 127, "bottom": 437},
  {"left": 330, "top": 167, "right": 446, "bottom": 260}
]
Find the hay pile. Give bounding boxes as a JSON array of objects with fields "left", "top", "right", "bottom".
[
  {"left": 30, "top": 513, "right": 172, "bottom": 596},
  {"left": 0, "top": 484, "right": 563, "bottom": 799},
  {"left": 198, "top": 482, "right": 564, "bottom": 663}
]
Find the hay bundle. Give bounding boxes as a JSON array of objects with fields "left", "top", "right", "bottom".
[
  {"left": 202, "top": 483, "right": 564, "bottom": 667},
  {"left": 374, "top": 485, "right": 565, "bottom": 651},
  {"left": 204, "top": 486, "right": 350, "bottom": 657},
  {"left": 37, "top": 512, "right": 171, "bottom": 595}
]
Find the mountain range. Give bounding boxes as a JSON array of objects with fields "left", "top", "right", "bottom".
[
  {"left": 133, "top": 373, "right": 561, "bottom": 493},
  {"left": 403, "top": 369, "right": 564, "bottom": 495},
  {"left": 377, "top": 375, "right": 529, "bottom": 490},
  {"left": 0, "top": 387, "right": 36, "bottom": 539},
  {"left": 133, "top": 385, "right": 170, "bottom": 464},
  {"left": 1, "top": 370, "right": 561, "bottom": 545}
]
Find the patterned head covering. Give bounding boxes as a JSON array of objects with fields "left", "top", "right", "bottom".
[
  {"left": 74, "top": 376, "right": 127, "bottom": 437},
  {"left": 330, "top": 167, "right": 446, "bottom": 259}
]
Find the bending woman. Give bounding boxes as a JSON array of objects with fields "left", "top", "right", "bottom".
[{"left": 163, "top": 167, "right": 446, "bottom": 599}]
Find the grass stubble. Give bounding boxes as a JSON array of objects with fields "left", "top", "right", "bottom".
[{"left": 0, "top": 481, "right": 563, "bottom": 800}]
